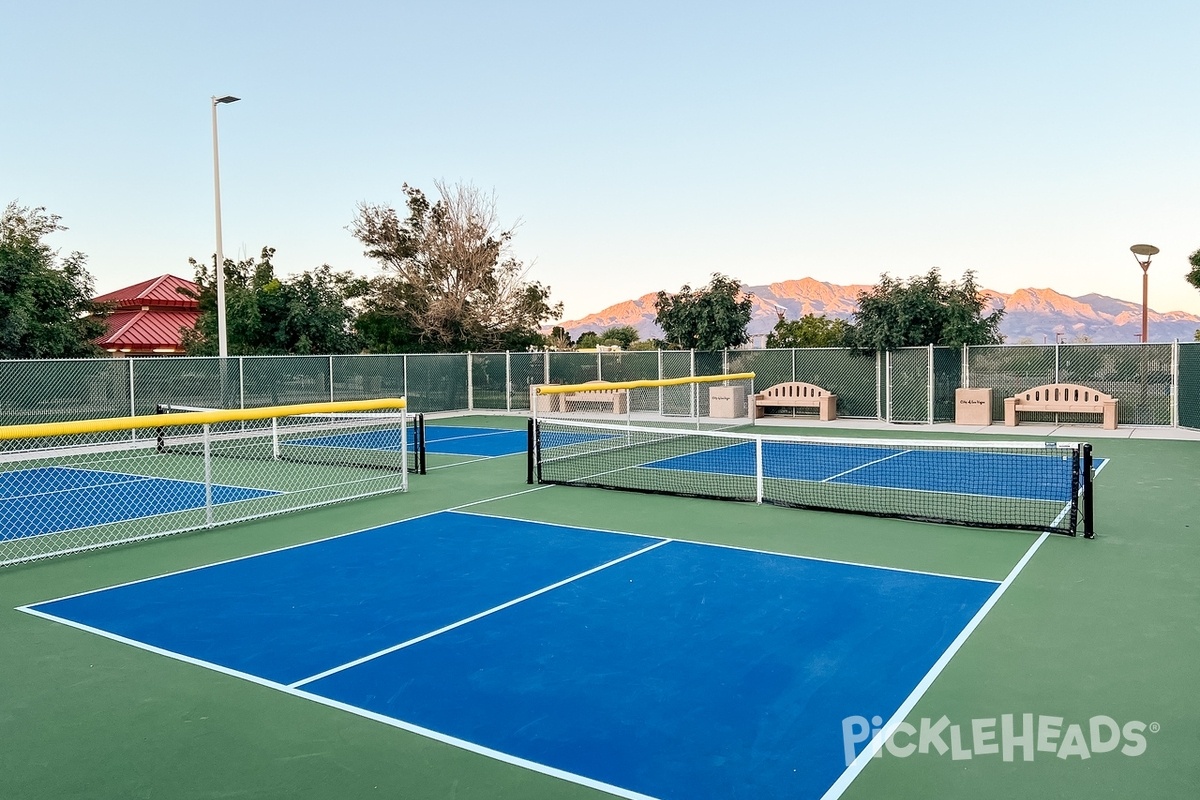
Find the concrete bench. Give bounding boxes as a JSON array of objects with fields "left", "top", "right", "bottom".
[
  {"left": 752, "top": 382, "right": 837, "bottom": 421},
  {"left": 1004, "top": 383, "right": 1117, "bottom": 429},
  {"left": 561, "top": 381, "right": 628, "bottom": 414}
]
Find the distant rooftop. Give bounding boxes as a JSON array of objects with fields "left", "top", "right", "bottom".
[{"left": 93, "top": 274, "right": 201, "bottom": 355}]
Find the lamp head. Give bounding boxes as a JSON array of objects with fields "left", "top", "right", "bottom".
[{"left": 213, "top": 95, "right": 240, "bottom": 105}]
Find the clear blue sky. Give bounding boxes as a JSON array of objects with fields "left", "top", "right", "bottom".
[{"left": 4, "top": 0, "right": 1198, "bottom": 320}]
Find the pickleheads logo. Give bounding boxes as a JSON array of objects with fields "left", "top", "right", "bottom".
[{"left": 842, "top": 714, "right": 1156, "bottom": 766}]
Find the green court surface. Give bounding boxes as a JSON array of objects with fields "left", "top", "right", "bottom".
[{"left": 1, "top": 415, "right": 1197, "bottom": 799}]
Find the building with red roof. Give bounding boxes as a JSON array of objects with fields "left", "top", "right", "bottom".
[{"left": 92, "top": 274, "right": 201, "bottom": 356}]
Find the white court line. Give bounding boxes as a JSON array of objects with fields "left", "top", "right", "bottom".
[
  {"left": 820, "top": 449, "right": 911, "bottom": 482},
  {"left": 16, "top": 605, "right": 657, "bottom": 800},
  {"left": 18, "top": 478, "right": 553, "bottom": 608},
  {"left": 450, "top": 509, "right": 1001, "bottom": 585},
  {"left": 818, "top": 530, "right": 1050, "bottom": 800},
  {"left": 289, "top": 538, "right": 671, "bottom": 688},
  {"left": 0, "top": 475, "right": 159, "bottom": 502},
  {"left": 425, "top": 427, "right": 521, "bottom": 444}
]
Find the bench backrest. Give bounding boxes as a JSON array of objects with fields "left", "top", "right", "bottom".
[
  {"left": 1013, "top": 384, "right": 1113, "bottom": 405},
  {"left": 759, "top": 382, "right": 831, "bottom": 399}
]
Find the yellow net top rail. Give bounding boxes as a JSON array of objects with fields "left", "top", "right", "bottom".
[
  {"left": 0, "top": 398, "right": 407, "bottom": 443},
  {"left": 536, "top": 373, "right": 754, "bottom": 395}
]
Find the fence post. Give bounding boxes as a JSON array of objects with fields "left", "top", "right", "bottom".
[
  {"left": 544, "top": 349, "right": 551, "bottom": 385},
  {"left": 792, "top": 348, "right": 797, "bottom": 382},
  {"left": 927, "top": 344, "right": 935, "bottom": 424},
  {"left": 885, "top": 351, "right": 893, "bottom": 422},
  {"left": 203, "top": 423, "right": 213, "bottom": 526},
  {"left": 403, "top": 354, "right": 409, "bottom": 404},
  {"left": 505, "top": 351, "right": 512, "bottom": 412},
  {"left": 329, "top": 356, "right": 335, "bottom": 402},
  {"left": 466, "top": 352, "right": 474, "bottom": 411},
  {"left": 597, "top": 349, "right": 603, "bottom": 381},
  {"left": 658, "top": 349, "right": 664, "bottom": 415},
  {"left": 876, "top": 350, "right": 883, "bottom": 420},
  {"left": 127, "top": 360, "right": 137, "bottom": 442},
  {"left": 1173, "top": 339, "right": 1180, "bottom": 428},
  {"left": 962, "top": 344, "right": 970, "bottom": 388},
  {"left": 1055, "top": 340, "right": 1061, "bottom": 382},
  {"left": 239, "top": 357, "right": 245, "bottom": 409},
  {"left": 690, "top": 349, "right": 696, "bottom": 378}
]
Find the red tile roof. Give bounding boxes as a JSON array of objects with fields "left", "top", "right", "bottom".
[
  {"left": 93, "top": 274, "right": 199, "bottom": 310},
  {"left": 96, "top": 310, "right": 201, "bottom": 351}
]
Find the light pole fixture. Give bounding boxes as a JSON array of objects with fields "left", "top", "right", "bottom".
[
  {"left": 1130, "top": 244, "right": 1158, "bottom": 345},
  {"left": 212, "top": 95, "right": 240, "bottom": 358}
]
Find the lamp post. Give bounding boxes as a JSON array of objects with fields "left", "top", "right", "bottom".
[
  {"left": 1130, "top": 244, "right": 1158, "bottom": 344},
  {"left": 212, "top": 95, "right": 240, "bottom": 358}
]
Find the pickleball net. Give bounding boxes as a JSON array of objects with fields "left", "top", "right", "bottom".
[
  {"left": 154, "top": 404, "right": 426, "bottom": 475},
  {"left": 528, "top": 417, "right": 1095, "bottom": 536},
  {"left": 0, "top": 399, "right": 413, "bottom": 567}
]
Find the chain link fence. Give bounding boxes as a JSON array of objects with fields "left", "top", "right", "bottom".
[
  {"left": 4, "top": 343, "right": 1199, "bottom": 429},
  {"left": 968, "top": 343, "right": 1173, "bottom": 426},
  {"left": 1179, "top": 342, "right": 1200, "bottom": 430}
]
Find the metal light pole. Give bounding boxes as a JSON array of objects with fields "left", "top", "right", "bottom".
[
  {"left": 212, "top": 95, "right": 240, "bottom": 358},
  {"left": 1130, "top": 244, "right": 1158, "bottom": 344}
]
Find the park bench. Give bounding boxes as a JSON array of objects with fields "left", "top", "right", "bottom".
[
  {"left": 561, "top": 381, "right": 629, "bottom": 414},
  {"left": 1003, "top": 383, "right": 1117, "bottom": 429},
  {"left": 752, "top": 382, "right": 837, "bottom": 421}
]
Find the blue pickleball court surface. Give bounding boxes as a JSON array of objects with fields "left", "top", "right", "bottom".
[
  {"left": 295, "top": 424, "right": 529, "bottom": 457},
  {"left": 298, "top": 424, "right": 609, "bottom": 458},
  {"left": 0, "top": 467, "right": 276, "bottom": 542},
  {"left": 647, "top": 440, "right": 1094, "bottom": 503},
  {"left": 28, "top": 511, "right": 998, "bottom": 800}
]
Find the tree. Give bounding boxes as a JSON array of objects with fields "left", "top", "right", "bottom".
[
  {"left": 599, "top": 325, "right": 640, "bottom": 348},
  {"left": 575, "top": 331, "right": 600, "bottom": 349},
  {"left": 766, "top": 313, "right": 851, "bottom": 348},
  {"left": 0, "top": 202, "right": 109, "bottom": 358},
  {"left": 654, "top": 273, "right": 753, "bottom": 350},
  {"left": 547, "top": 326, "right": 573, "bottom": 350},
  {"left": 183, "top": 247, "right": 367, "bottom": 355},
  {"left": 849, "top": 268, "right": 1004, "bottom": 350},
  {"left": 350, "top": 181, "right": 562, "bottom": 352}
]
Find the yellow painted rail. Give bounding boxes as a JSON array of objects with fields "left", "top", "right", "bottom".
[
  {"left": 536, "top": 373, "right": 754, "bottom": 395},
  {"left": 0, "top": 398, "right": 407, "bottom": 442}
]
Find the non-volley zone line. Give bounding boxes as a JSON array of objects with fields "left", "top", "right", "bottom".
[
  {"left": 26, "top": 510, "right": 1000, "bottom": 800},
  {"left": 0, "top": 466, "right": 277, "bottom": 542}
]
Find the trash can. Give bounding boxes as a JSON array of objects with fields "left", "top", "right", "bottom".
[
  {"left": 709, "top": 386, "right": 747, "bottom": 418},
  {"left": 955, "top": 388, "right": 992, "bottom": 425}
]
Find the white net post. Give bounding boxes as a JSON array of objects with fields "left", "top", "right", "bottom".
[
  {"left": 754, "top": 435, "right": 764, "bottom": 503},
  {"left": 203, "top": 422, "right": 214, "bottom": 526}
]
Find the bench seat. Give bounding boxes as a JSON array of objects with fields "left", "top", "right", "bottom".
[
  {"left": 561, "top": 381, "right": 628, "bottom": 414},
  {"left": 752, "top": 382, "right": 837, "bottom": 421},
  {"left": 1004, "top": 384, "right": 1117, "bottom": 429}
]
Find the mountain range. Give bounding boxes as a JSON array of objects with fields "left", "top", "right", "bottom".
[{"left": 556, "top": 278, "right": 1200, "bottom": 344}]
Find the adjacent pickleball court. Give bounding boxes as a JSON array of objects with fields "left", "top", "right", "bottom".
[
  {"left": 0, "top": 466, "right": 276, "bottom": 541},
  {"left": 25, "top": 510, "right": 1001, "bottom": 800}
]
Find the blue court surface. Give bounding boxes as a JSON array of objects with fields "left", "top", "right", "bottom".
[
  {"left": 0, "top": 466, "right": 276, "bottom": 542},
  {"left": 423, "top": 425, "right": 528, "bottom": 456},
  {"left": 27, "top": 511, "right": 999, "bottom": 800},
  {"left": 648, "top": 440, "right": 1098, "bottom": 502},
  {"left": 295, "top": 424, "right": 529, "bottom": 457}
]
